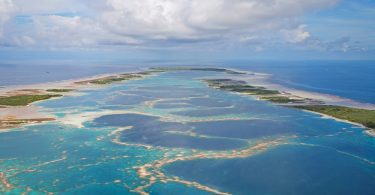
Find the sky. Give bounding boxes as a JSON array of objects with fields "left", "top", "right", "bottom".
[{"left": 0, "top": 0, "right": 374, "bottom": 62}]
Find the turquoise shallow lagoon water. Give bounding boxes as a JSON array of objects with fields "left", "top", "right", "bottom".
[{"left": 0, "top": 69, "right": 374, "bottom": 194}]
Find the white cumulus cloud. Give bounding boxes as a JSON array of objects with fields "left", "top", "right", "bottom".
[
  {"left": 0, "top": 0, "right": 338, "bottom": 48},
  {"left": 281, "top": 25, "right": 311, "bottom": 43}
]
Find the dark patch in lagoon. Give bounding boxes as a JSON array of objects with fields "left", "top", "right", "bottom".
[
  {"left": 122, "top": 132, "right": 246, "bottom": 150},
  {"left": 93, "top": 114, "right": 247, "bottom": 150},
  {"left": 173, "top": 107, "right": 242, "bottom": 117},
  {"left": 165, "top": 145, "right": 375, "bottom": 195},
  {"left": 154, "top": 97, "right": 233, "bottom": 110},
  {"left": 153, "top": 102, "right": 191, "bottom": 109},
  {"left": 191, "top": 120, "right": 297, "bottom": 139},
  {"left": 183, "top": 97, "right": 232, "bottom": 108},
  {"left": 191, "top": 115, "right": 354, "bottom": 139},
  {"left": 106, "top": 94, "right": 153, "bottom": 105},
  {"left": 93, "top": 114, "right": 174, "bottom": 128},
  {"left": 123, "top": 89, "right": 207, "bottom": 99},
  {"left": 136, "top": 85, "right": 203, "bottom": 91},
  {"left": 98, "top": 105, "right": 134, "bottom": 110}
]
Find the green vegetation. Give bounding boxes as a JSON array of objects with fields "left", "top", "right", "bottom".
[
  {"left": 260, "top": 96, "right": 305, "bottom": 103},
  {"left": 205, "top": 79, "right": 280, "bottom": 95},
  {"left": 47, "top": 89, "right": 74, "bottom": 93},
  {"left": 89, "top": 74, "right": 143, "bottom": 85},
  {"left": 4, "top": 120, "right": 27, "bottom": 125},
  {"left": 294, "top": 105, "right": 375, "bottom": 129},
  {"left": 89, "top": 77, "right": 126, "bottom": 85},
  {"left": 0, "top": 120, "right": 26, "bottom": 129},
  {"left": 0, "top": 94, "right": 62, "bottom": 106},
  {"left": 204, "top": 78, "right": 375, "bottom": 131},
  {"left": 120, "top": 74, "right": 144, "bottom": 79}
]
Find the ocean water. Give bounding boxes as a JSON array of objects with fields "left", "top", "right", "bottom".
[
  {"left": 2, "top": 61, "right": 374, "bottom": 105},
  {"left": 166, "top": 145, "right": 375, "bottom": 195},
  {"left": 0, "top": 63, "right": 145, "bottom": 86},
  {"left": 0, "top": 69, "right": 374, "bottom": 194},
  {"left": 223, "top": 60, "right": 375, "bottom": 104}
]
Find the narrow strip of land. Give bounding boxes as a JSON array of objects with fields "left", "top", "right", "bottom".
[
  {"left": 203, "top": 78, "right": 375, "bottom": 135},
  {"left": 1, "top": 67, "right": 374, "bottom": 137},
  {"left": 0, "top": 70, "right": 161, "bottom": 130}
]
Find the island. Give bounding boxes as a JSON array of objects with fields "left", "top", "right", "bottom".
[
  {"left": 0, "top": 66, "right": 375, "bottom": 195},
  {"left": 0, "top": 94, "right": 62, "bottom": 106},
  {"left": 0, "top": 67, "right": 374, "bottom": 137},
  {"left": 293, "top": 105, "right": 375, "bottom": 129},
  {"left": 0, "top": 71, "right": 161, "bottom": 130},
  {"left": 150, "top": 67, "right": 245, "bottom": 75},
  {"left": 46, "top": 89, "right": 74, "bottom": 93},
  {"left": 202, "top": 77, "right": 375, "bottom": 135}
]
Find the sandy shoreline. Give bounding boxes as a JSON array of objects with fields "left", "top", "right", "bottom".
[
  {"left": 216, "top": 68, "right": 375, "bottom": 110},
  {"left": 0, "top": 69, "right": 158, "bottom": 131},
  {"left": 2, "top": 66, "right": 374, "bottom": 110},
  {"left": 1, "top": 66, "right": 374, "bottom": 136},
  {"left": 305, "top": 110, "right": 366, "bottom": 128},
  {"left": 299, "top": 109, "right": 375, "bottom": 136},
  {"left": 203, "top": 67, "right": 375, "bottom": 137}
]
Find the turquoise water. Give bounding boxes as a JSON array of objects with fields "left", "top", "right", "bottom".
[
  {"left": 0, "top": 70, "right": 374, "bottom": 194},
  {"left": 2, "top": 61, "right": 375, "bottom": 104}
]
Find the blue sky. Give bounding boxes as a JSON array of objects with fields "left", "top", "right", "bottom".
[{"left": 0, "top": 0, "right": 374, "bottom": 62}]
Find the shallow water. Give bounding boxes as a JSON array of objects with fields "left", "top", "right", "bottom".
[{"left": 0, "top": 69, "right": 374, "bottom": 194}]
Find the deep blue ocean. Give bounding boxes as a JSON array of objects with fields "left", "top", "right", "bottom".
[
  {"left": 223, "top": 60, "right": 375, "bottom": 104},
  {"left": 0, "top": 63, "right": 145, "bottom": 86}
]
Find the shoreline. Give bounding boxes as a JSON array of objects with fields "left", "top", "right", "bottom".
[
  {"left": 296, "top": 109, "right": 375, "bottom": 136},
  {"left": 2, "top": 66, "right": 373, "bottom": 109},
  {"left": 215, "top": 67, "right": 375, "bottom": 110},
  {"left": 0, "top": 69, "right": 162, "bottom": 131},
  {"left": 200, "top": 67, "right": 375, "bottom": 136},
  {"left": 298, "top": 107, "right": 375, "bottom": 132},
  {"left": 1, "top": 66, "right": 374, "bottom": 137}
]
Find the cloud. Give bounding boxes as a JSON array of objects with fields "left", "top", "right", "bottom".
[
  {"left": 100, "top": 0, "right": 338, "bottom": 39},
  {"left": 304, "top": 36, "right": 367, "bottom": 52},
  {"left": 281, "top": 25, "right": 311, "bottom": 43},
  {"left": 0, "top": 0, "right": 339, "bottom": 48},
  {"left": 0, "top": 0, "right": 15, "bottom": 37}
]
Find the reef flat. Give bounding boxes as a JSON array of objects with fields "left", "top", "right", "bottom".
[
  {"left": 0, "top": 66, "right": 374, "bottom": 195},
  {"left": 0, "top": 71, "right": 160, "bottom": 130}
]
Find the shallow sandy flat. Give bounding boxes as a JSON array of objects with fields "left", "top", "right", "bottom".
[{"left": 0, "top": 106, "right": 50, "bottom": 120}]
